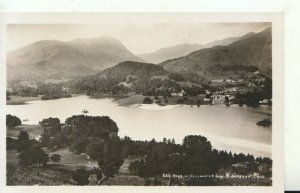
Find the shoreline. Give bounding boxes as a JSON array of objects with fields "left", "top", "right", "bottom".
[
  {"left": 6, "top": 94, "right": 81, "bottom": 105},
  {"left": 6, "top": 96, "right": 42, "bottom": 105}
]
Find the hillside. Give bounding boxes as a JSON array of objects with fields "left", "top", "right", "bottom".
[
  {"left": 159, "top": 28, "right": 271, "bottom": 78},
  {"left": 137, "top": 34, "right": 252, "bottom": 64},
  {"left": 138, "top": 43, "right": 203, "bottom": 64},
  {"left": 70, "top": 61, "right": 173, "bottom": 96},
  {"left": 7, "top": 36, "right": 143, "bottom": 81}
]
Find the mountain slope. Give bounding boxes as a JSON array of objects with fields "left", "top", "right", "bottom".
[
  {"left": 159, "top": 28, "right": 272, "bottom": 78},
  {"left": 138, "top": 43, "right": 203, "bottom": 64},
  {"left": 71, "top": 61, "right": 171, "bottom": 95},
  {"left": 137, "top": 34, "right": 253, "bottom": 64},
  {"left": 7, "top": 36, "right": 143, "bottom": 81}
]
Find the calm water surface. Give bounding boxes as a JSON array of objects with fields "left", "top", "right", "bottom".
[{"left": 6, "top": 95, "right": 272, "bottom": 158}]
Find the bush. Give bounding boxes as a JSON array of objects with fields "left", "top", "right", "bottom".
[
  {"left": 143, "top": 97, "right": 153, "bottom": 104},
  {"left": 50, "top": 154, "right": 61, "bottom": 164},
  {"left": 256, "top": 119, "right": 272, "bottom": 127},
  {"left": 73, "top": 168, "right": 90, "bottom": 185}
]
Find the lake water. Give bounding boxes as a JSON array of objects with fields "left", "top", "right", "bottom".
[{"left": 6, "top": 95, "right": 272, "bottom": 158}]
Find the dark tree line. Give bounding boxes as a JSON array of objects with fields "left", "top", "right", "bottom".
[
  {"left": 124, "top": 135, "right": 272, "bottom": 179},
  {"left": 9, "top": 82, "right": 72, "bottom": 98}
]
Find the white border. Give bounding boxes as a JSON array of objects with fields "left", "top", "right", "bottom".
[{"left": 0, "top": 12, "right": 284, "bottom": 193}]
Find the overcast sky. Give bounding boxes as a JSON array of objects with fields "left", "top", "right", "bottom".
[{"left": 7, "top": 23, "right": 271, "bottom": 54}]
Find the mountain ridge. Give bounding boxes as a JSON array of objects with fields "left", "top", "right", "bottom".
[
  {"left": 137, "top": 33, "right": 255, "bottom": 64},
  {"left": 7, "top": 36, "right": 143, "bottom": 81},
  {"left": 159, "top": 28, "right": 272, "bottom": 78}
]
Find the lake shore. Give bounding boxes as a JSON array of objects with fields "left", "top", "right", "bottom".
[
  {"left": 6, "top": 96, "right": 41, "bottom": 105},
  {"left": 6, "top": 94, "right": 82, "bottom": 105},
  {"left": 6, "top": 93, "right": 228, "bottom": 107}
]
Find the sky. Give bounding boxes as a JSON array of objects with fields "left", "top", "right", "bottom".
[{"left": 6, "top": 22, "right": 271, "bottom": 54}]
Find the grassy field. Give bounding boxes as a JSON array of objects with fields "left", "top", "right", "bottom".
[
  {"left": 47, "top": 148, "right": 98, "bottom": 170},
  {"left": 116, "top": 95, "right": 145, "bottom": 106},
  {"left": 7, "top": 95, "right": 41, "bottom": 105},
  {"left": 7, "top": 124, "right": 43, "bottom": 139},
  {"left": 7, "top": 148, "right": 146, "bottom": 185},
  {"left": 119, "top": 156, "right": 143, "bottom": 174}
]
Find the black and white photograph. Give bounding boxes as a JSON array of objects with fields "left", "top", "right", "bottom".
[{"left": 2, "top": 13, "right": 283, "bottom": 189}]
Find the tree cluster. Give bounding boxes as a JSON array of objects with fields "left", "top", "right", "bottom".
[{"left": 6, "top": 114, "right": 22, "bottom": 128}]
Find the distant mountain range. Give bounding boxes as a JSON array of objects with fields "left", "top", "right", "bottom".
[
  {"left": 7, "top": 36, "right": 143, "bottom": 81},
  {"left": 137, "top": 32, "right": 255, "bottom": 64},
  {"left": 159, "top": 28, "right": 271, "bottom": 78},
  {"left": 7, "top": 28, "right": 271, "bottom": 83}
]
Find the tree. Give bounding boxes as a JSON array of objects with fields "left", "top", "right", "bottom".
[
  {"left": 225, "top": 96, "right": 230, "bottom": 104},
  {"left": 162, "top": 138, "right": 167, "bottom": 144},
  {"left": 18, "top": 144, "right": 49, "bottom": 175},
  {"left": 73, "top": 168, "right": 90, "bottom": 185},
  {"left": 171, "top": 138, "right": 176, "bottom": 144},
  {"left": 17, "top": 130, "right": 30, "bottom": 152},
  {"left": 6, "top": 114, "right": 21, "bottom": 129},
  {"left": 143, "top": 97, "right": 153, "bottom": 104},
  {"left": 183, "top": 135, "right": 212, "bottom": 155},
  {"left": 40, "top": 117, "right": 61, "bottom": 136},
  {"left": 50, "top": 154, "right": 61, "bottom": 165},
  {"left": 98, "top": 155, "right": 124, "bottom": 178}
]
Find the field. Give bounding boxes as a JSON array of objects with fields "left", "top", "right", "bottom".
[
  {"left": 7, "top": 147, "right": 147, "bottom": 185},
  {"left": 47, "top": 148, "right": 98, "bottom": 170},
  {"left": 7, "top": 124, "right": 43, "bottom": 139},
  {"left": 116, "top": 95, "right": 145, "bottom": 105}
]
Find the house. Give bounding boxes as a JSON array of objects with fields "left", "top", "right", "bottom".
[
  {"left": 35, "top": 135, "right": 42, "bottom": 142},
  {"left": 178, "top": 90, "right": 185, "bottom": 97},
  {"left": 259, "top": 99, "right": 269, "bottom": 104},
  {"left": 171, "top": 90, "right": 186, "bottom": 97},
  {"left": 171, "top": 92, "right": 179, "bottom": 97},
  {"left": 211, "top": 94, "right": 232, "bottom": 104},
  {"left": 203, "top": 98, "right": 211, "bottom": 102},
  {"left": 225, "top": 87, "right": 238, "bottom": 93},
  {"left": 212, "top": 95, "right": 226, "bottom": 104},
  {"left": 225, "top": 79, "right": 236, "bottom": 83},
  {"left": 62, "top": 87, "right": 70, "bottom": 93}
]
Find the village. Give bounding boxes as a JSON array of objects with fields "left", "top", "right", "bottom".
[{"left": 147, "top": 73, "right": 272, "bottom": 107}]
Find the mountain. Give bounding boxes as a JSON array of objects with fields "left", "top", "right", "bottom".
[
  {"left": 99, "top": 60, "right": 165, "bottom": 78},
  {"left": 137, "top": 34, "right": 254, "bottom": 64},
  {"left": 159, "top": 28, "right": 272, "bottom": 78},
  {"left": 7, "top": 36, "right": 143, "bottom": 81},
  {"left": 203, "top": 32, "right": 255, "bottom": 48},
  {"left": 71, "top": 61, "right": 168, "bottom": 95},
  {"left": 138, "top": 44, "right": 203, "bottom": 64}
]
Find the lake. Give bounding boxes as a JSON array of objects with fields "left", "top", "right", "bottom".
[{"left": 6, "top": 95, "right": 272, "bottom": 158}]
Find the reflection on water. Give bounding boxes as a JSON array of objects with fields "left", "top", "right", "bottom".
[{"left": 6, "top": 95, "right": 272, "bottom": 158}]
